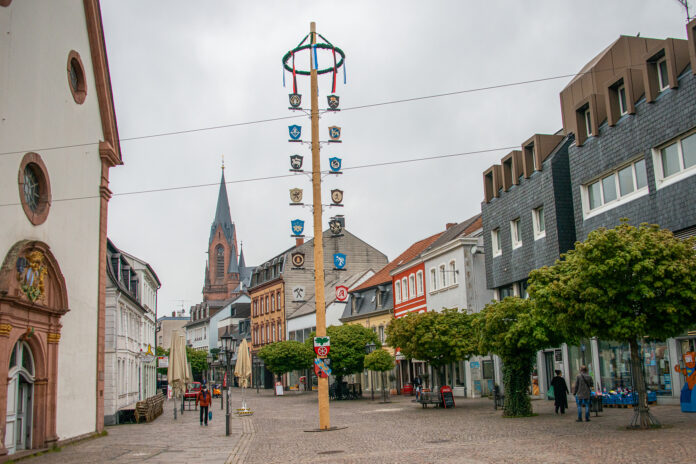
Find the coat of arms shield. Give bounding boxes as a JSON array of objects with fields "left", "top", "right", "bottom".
[
  {"left": 333, "top": 253, "right": 347, "bottom": 269},
  {"left": 289, "top": 93, "right": 302, "bottom": 108},
  {"left": 331, "top": 189, "right": 343, "bottom": 205},
  {"left": 288, "top": 125, "right": 302, "bottom": 141},
  {"left": 289, "top": 188, "right": 303, "bottom": 204},
  {"left": 291, "top": 219, "right": 305, "bottom": 236},
  {"left": 328, "top": 126, "right": 341, "bottom": 141},
  {"left": 290, "top": 154, "right": 303, "bottom": 170},
  {"left": 329, "top": 218, "right": 343, "bottom": 235},
  {"left": 291, "top": 252, "right": 305, "bottom": 268},
  {"left": 329, "top": 157, "right": 342, "bottom": 172},
  {"left": 327, "top": 95, "right": 340, "bottom": 110}
]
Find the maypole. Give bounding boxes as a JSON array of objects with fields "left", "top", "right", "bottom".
[{"left": 282, "top": 22, "right": 346, "bottom": 431}]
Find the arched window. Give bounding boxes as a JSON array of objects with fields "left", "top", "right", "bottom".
[
  {"left": 271, "top": 293, "right": 275, "bottom": 312},
  {"left": 277, "top": 293, "right": 281, "bottom": 311},
  {"left": 394, "top": 281, "right": 401, "bottom": 303},
  {"left": 215, "top": 245, "right": 224, "bottom": 278},
  {"left": 401, "top": 278, "right": 408, "bottom": 301},
  {"left": 416, "top": 270, "right": 424, "bottom": 296},
  {"left": 265, "top": 296, "right": 269, "bottom": 314},
  {"left": 409, "top": 274, "right": 415, "bottom": 299}
]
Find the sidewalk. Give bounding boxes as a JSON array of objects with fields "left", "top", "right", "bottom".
[{"left": 24, "top": 393, "right": 248, "bottom": 464}]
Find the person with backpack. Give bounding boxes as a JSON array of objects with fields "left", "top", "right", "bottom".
[
  {"left": 196, "top": 384, "right": 212, "bottom": 426},
  {"left": 572, "top": 365, "right": 594, "bottom": 422}
]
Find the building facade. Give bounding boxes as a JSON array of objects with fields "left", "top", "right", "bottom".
[
  {"left": 481, "top": 23, "right": 696, "bottom": 402},
  {"left": 156, "top": 312, "right": 188, "bottom": 351},
  {"left": 104, "top": 240, "right": 160, "bottom": 425},
  {"left": 0, "top": 0, "right": 121, "bottom": 455},
  {"left": 249, "top": 230, "right": 388, "bottom": 389}
]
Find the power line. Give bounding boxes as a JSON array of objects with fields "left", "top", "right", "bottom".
[
  {"left": 0, "top": 72, "right": 579, "bottom": 157},
  {"left": 0, "top": 145, "right": 518, "bottom": 208}
]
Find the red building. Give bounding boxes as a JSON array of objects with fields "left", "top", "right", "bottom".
[
  {"left": 389, "top": 232, "right": 442, "bottom": 390},
  {"left": 391, "top": 233, "right": 441, "bottom": 319}
]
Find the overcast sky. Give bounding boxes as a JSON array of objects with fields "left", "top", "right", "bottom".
[{"left": 100, "top": 0, "right": 691, "bottom": 316}]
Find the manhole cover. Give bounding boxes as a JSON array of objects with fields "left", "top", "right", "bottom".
[{"left": 318, "top": 450, "right": 345, "bottom": 455}]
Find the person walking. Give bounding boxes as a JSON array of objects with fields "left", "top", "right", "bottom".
[
  {"left": 196, "top": 384, "right": 212, "bottom": 426},
  {"left": 413, "top": 375, "right": 422, "bottom": 401},
  {"left": 550, "top": 370, "right": 569, "bottom": 414},
  {"left": 572, "top": 365, "right": 594, "bottom": 422}
]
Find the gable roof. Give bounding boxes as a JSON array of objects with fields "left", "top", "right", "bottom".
[
  {"left": 422, "top": 214, "right": 482, "bottom": 253},
  {"left": 352, "top": 231, "right": 443, "bottom": 292}
]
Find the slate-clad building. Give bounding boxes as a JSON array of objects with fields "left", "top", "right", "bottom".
[{"left": 480, "top": 21, "right": 696, "bottom": 402}]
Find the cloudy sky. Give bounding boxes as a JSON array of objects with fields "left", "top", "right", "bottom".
[{"left": 100, "top": 0, "right": 690, "bottom": 316}]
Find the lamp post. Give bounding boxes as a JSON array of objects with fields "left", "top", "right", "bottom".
[
  {"left": 221, "top": 328, "right": 237, "bottom": 437},
  {"left": 219, "top": 351, "right": 225, "bottom": 410},
  {"left": 365, "top": 342, "right": 376, "bottom": 401},
  {"left": 206, "top": 353, "right": 213, "bottom": 387}
]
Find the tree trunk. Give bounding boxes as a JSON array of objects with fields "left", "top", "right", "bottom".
[
  {"left": 629, "top": 338, "right": 657, "bottom": 428},
  {"left": 502, "top": 357, "right": 534, "bottom": 417}
]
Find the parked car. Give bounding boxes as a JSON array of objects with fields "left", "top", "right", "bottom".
[{"left": 184, "top": 382, "right": 201, "bottom": 400}]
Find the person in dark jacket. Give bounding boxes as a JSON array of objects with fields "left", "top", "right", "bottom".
[
  {"left": 572, "top": 365, "right": 594, "bottom": 422},
  {"left": 196, "top": 384, "right": 212, "bottom": 426},
  {"left": 550, "top": 370, "right": 569, "bottom": 414}
]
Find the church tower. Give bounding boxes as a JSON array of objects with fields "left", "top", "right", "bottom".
[{"left": 202, "top": 166, "right": 243, "bottom": 301}]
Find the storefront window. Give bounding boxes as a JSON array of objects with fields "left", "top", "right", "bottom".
[
  {"left": 598, "top": 340, "right": 632, "bottom": 391},
  {"left": 640, "top": 340, "right": 671, "bottom": 395},
  {"left": 568, "top": 339, "right": 592, "bottom": 382}
]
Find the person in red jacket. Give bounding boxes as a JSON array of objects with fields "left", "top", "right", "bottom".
[{"left": 196, "top": 384, "right": 212, "bottom": 426}]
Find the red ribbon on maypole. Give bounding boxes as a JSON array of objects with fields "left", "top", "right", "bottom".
[
  {"left": 292, "top": 51, "right": 297, "bottom": 94},
  {"left": 331, "top": 47, "right": 337, "bottom": 93}
]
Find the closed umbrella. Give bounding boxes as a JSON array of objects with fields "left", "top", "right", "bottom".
[
  {"left": 234, "top": 339, "right": 253, "bottom": 414},
  {"left": 167, "top": 330, "right": 189, "bottom": 418}
]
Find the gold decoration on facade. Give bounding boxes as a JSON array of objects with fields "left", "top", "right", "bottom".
[
  {"left": 0, "top": 324, "right": 12, "bottom": 337},
  {"left": 47, "top": 333, "right": 61, "bottom": 344},
  {"left": 16, "top": 250, "right": 47, "bottom": 302}
]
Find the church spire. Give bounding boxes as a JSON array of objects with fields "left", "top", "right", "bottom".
[{"left": 209, "top": 165, "right": 236, "bottom": 247}]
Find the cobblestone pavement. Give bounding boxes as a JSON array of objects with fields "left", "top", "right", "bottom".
[
  {"left": 23, "top": 389, "right": 696, "bottom": 463},
  {"left": 25, "top": 394, "right": 245, "bottom": 463}
]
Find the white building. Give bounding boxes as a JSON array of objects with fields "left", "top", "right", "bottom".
[
  {"left": 421, "top": 215, "right": 499, "bottom": 397},
  {"left": 104, "top": 240, "right": 160, "bottom": 425},
  {"left": 0, "top": 0, "right": 121, "bottom": 456}
]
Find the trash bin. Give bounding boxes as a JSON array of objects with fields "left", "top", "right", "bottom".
[{"left": 590, "top": 395, "right": 603, "bottom": 416}]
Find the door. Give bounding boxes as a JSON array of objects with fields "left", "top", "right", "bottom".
[
  {"left": 15, "top": 376, "right": 32, "bottom": 452},
  {"left": 5, "top": 341, "right": 34, "bottom": 455},
  {"left": 544, "top": 351, "right": 555, "bottom": 394}
]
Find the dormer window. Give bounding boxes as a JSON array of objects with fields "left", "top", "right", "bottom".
[
  {"left": 618, "top": 85, "right": 628, "bottom": 115},
  {"left": 584, "top": 109, "right": 592, "bottom": 138},
  {"left": 523, "top": 144, "right": 536, "bottom": 177},
  {"left": 657, "top": 57, "right": 669, "bottom": 91}
]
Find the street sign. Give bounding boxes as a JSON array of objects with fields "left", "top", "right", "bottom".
[
  {"left": 335, "top": 285, "right": 348, "bottom": 302},
  {"left": 223, "top": 372, "right": 228, "bottom": 388},
  {"left": 158, "top": 356, "right": 169, "bottom": 368}
]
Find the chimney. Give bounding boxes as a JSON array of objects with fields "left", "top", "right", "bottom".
[
  {"left": 446, "top": 223, "right": 457, "bottom": 230},
  {"left": 296, "top": 237, "right": 304, "bottom": 247}
]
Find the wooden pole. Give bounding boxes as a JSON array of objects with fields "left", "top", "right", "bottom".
[{"left": 310, "top": 21, "right": 330, "bottom": 430}]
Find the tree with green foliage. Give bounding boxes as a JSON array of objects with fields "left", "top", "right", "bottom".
[
  {"left": 530, "top": 222, "right": 696, "bottom": 428},
  {"left": 186, "top": 346, "right": 209, "bottom": 382},
  {"left": 386, "top": 308, "right": 476, "bottom": 386},
  {"left": 306, "top": 324, "right": 379, "bottom": 383},
  {"left": 472, "top": 297, "right": 561, "bottom": 417},
  {"left": 364, "top": 348, "right": 395, "bottom": 372},
  {"left": 258, "top": 341, "right": 314, "bottom": 382}
]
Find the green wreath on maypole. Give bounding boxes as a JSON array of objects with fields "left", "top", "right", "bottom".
[{"left": 282, "top": 32, "right": 346, "bottom": 96}]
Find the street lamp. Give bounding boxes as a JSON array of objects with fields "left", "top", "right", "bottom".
[
  {"left": 221, "top": 328, "right": 237, "bottom": 437},
  {"left": 365, "top": 342, "right": 376, "bottom": 401},
  {"left": 206, "top": 353, "right": 213, "bottom": 386}
]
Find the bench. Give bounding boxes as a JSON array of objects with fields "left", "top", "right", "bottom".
[{"left": 417, "top": 391, "right": 442, "bottom": 408}]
